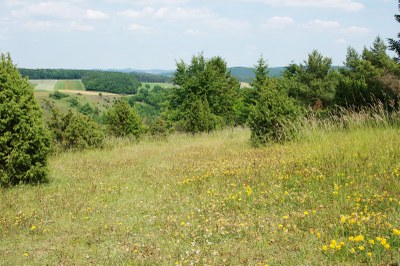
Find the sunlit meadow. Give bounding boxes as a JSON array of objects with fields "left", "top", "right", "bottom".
[{"left": 1, "top": 116, "right": 400, "bottom": 265}]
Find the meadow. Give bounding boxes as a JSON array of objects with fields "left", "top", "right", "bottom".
[{"left": 1, "top": 113, "right": 400, "bottom": 265}]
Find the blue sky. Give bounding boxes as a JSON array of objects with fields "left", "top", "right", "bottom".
[{"left": 0, "top": 0, "right": 398, "bottom": 69}]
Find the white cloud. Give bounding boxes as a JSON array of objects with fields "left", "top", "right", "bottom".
[
  {"left": 70, "top": 22, "right": 94, "bottom": 32},
  {"left": 184, "top": 28, "right": 201, "bottom": 35},
  {"left": 4, "top": 0, "right": 28, "bottom": 6},
  {"left": 209, "top": 17, "right": 250, "bottom": 31},
  {"left": 118, "top": 7, "right": 155, "bottom": 18},
  {"left": 306, "top": 19, "right": 341, "bottom": 29},
  {"left": 105, "top": 0, "right": 187, "bottom": 4},
  {"left": 119, "top": 6, "right": 249, "bottom": 32},
  {"left": 11, "top": 1, "right": 79, "bottom": 19},
  {"left": 85, "top": 9, "right": 109, "bottom": 20},
  {"left": 119, "top": 7, "right": 220, "bottom": 21},
  {"left": 263, "top": 16, "right": 295, "bottom": 29},
  {"left": 258, "top": 0, "right": 364, "bottom": 11},
  {"left": 342, "top": 26, "right": 369, "bottom": 34},
  {"left": 23, "top": 20, "right": 58, "bottom": 30},
  {"left": 334, "top": 38, "right": 347, "bottom": 45},
  {"left": 128, "top": 23, "right": 152, "bottom": 33},
  {"left": 152, "top": 7, "right": 214, "bottom": 20}
]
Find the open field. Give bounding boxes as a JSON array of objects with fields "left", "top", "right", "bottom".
[
  {"left": 1, "top": 127, "right": 400, "bottom": 265},
  {"left": 33, "top": 90, "right": 122, "bottom": 115},
  {"left": 29, "top": 80, "right": 58, "bottom": 91},
  {"left": 54, "top": 80, "right": 85, "bottom": 91}
]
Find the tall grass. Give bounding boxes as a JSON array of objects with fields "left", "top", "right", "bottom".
[{"left": 1, "top": 109, "right": 400, "bottom": 265}]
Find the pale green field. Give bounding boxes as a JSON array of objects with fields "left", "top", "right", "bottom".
[
  {"left": 54, "top": 80, "right": 85, "bottom": 91},
  {"left": 29, "top": 80, "right": 58, "bottom": 91},
  {"left": 1, "top": 125, "right": 400, "bottom": 265}
]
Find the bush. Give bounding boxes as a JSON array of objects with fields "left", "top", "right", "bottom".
[
  {"left": 0, "top": 54, "right": 51, "bottom": 186},
  {"left": 106, "top": 99, "right": 143, "bottom": 139},
  {"left": 49, "top": 90, "right": 69, "bottom": 100},
  {"left": 248, "top": 80, "right": 302, "bottom": 145},
  {"left": 149, "top": 117, "right": 169, "bottom": 139},
  {"left": 61, "top": 112, "right": 105, "bottom": 150},
  {"left": 45, "top": 101, "right": 104, "bottom": 151}
]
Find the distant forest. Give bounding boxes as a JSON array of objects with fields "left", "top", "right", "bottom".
[{"left": 19, "top": 68, "right": 171, "bottom": 94}]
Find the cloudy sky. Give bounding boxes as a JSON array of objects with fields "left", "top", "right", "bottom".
[{"left": 0, "top": 0, "right": 398, "bottom": 69}]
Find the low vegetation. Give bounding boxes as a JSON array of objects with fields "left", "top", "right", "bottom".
[{"left": 1, "top": 113, "right": 400, "bottom": 264}]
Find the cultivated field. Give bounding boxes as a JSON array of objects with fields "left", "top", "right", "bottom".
[
  {"left": 1, "top": 126, "right": 399, "bottom": 265},
  {"left": 54, "top": 79, "right": 85, "bottom": 91},
  {"left": 29, "top": 80, "right": 58, "bottom": 91}
]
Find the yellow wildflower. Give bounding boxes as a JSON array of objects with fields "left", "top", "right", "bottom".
[
  {"left": 30, "top": 225, "right": 36, "bottom": 231},
  {"left": 368, "top": 239, "right": 375, "bottom": 245},
  {"left": 354, "top": 235, "right": 364, "bottom": 242},
  {"left": 358, "top": 245, "right": 365, "bottom": 251},
  {"left": 322, "top": 245, "right": 328, "bottom": 251},
  {"left": 384, "top": 243, "right": 390, "bottom": 250},
  {"left": 393, "top": 228, "right": 400, "bottom": 236}
]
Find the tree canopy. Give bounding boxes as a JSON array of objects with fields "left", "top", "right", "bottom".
[{"left": 168, "top": 54, "right": 240, "bottom": 133}]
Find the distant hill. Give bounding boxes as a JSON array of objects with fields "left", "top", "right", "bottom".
[
  {"left": 229, "top": 67, "right": 286, "bottom": 83},
  {"left": 18, "top": 66, "right": 294, "bottom": 84}
]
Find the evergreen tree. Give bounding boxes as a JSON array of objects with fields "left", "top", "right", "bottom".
[
  {"left": 251, "top": 56, "right": 270, "bottom": 92},
  {"left": 283, "top": 50, "right": 338, "bottom": 108},
  {"left": 336, "top": 37, "right": 400, "bottom": 108},
  {"left": 388, "top": 0, "right": 400, "bottom": 62},
  {"left": 168, "top": 53, "right": 240, "bottom": 133},
  {"left": 0, "top": 54, "right": 51, "bottom": 186},
  {"left": 106, "top": 99, "right": 143, "bottom": 139},
  {"left": 248, "top": 78, "right": 301, "bottom": 145}
]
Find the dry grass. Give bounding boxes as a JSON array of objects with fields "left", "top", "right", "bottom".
[{"left": 1, "top": 123, "right": 400, "bottom": 265}]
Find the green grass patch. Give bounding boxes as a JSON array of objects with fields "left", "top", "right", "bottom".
[
  {"left": 1, "top": 127, "right": 400, "bottom": 265},
  {"left": 54, "top": 80, "right": 85, "bottom": 91}
]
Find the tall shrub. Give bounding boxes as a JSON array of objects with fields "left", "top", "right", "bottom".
[
  {"left": 0, "top": 54, "right": 51, "bottom": 186},
  {"left": 45, "top": 101, "right": 105, "bottom": 151},
  {"left": 248, "top": 57, "right": 301, "bottom": 145},
  {"left": 106, "top": 99, "right": 143, "bottom": 139}
]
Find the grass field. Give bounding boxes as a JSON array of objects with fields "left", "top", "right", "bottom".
[
  {"left": 54, "top": 80, "right": 85, "bottom": 91},
  {"left": 29, "top": 80, "right": 58, "bottom": 91},
  {"left": 1, "top": 124, "right": 400, "bottom": 265}
]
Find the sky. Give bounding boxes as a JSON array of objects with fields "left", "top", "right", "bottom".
[{"left": 0, "top": 0, "right": 398, "bottom": 70}]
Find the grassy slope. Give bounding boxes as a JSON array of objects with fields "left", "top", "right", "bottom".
[{"left": 1, "top": 127, "right": 400, "bottom": 265}]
